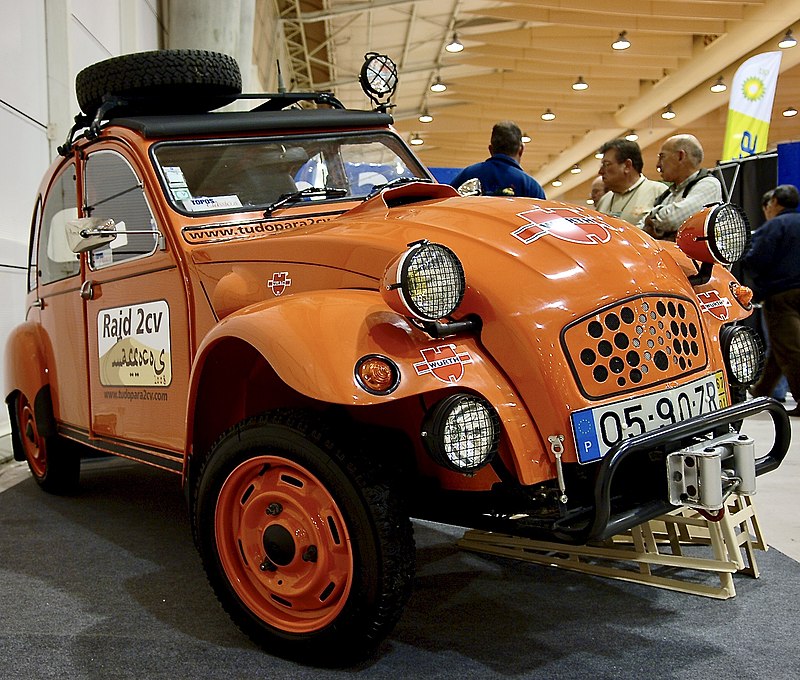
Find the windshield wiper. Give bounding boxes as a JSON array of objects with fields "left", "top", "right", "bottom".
[{"left": 263, "top": 187, "right": 347, "bottom": 216}]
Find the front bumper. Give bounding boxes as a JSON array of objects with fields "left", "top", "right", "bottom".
[{"left": 565, "top": 397, "right": 789, "bottom": 542}]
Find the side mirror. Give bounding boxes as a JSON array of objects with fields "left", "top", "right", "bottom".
[
  {"left": 65, "top": 217, "right": 120, "bottom": 253},
  {"left": 456, "top": 178, "right": 482, "bottom": 196}
]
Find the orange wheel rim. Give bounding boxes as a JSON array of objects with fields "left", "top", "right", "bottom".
[
  {"left": 215, "top": 455, "right": 354, "bottom": 634},
  {"left": 18, "top": 398, "right": 47, "bottom": 478}
]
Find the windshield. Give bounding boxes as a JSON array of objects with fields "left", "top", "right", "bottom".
[{"left": 152, "top": 131, "right": 429, "bottom": 215}]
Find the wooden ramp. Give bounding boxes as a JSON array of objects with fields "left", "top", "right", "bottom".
[{"left": 458, "top": 495, "right": 765, "bottom": 599}]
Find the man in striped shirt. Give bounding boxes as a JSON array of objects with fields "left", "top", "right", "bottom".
[{"left": 641, "top": 134, "right": 722, "bottom": 240}]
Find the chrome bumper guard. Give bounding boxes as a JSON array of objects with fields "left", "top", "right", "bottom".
[{"left": 585, "top": 397, "right": 789, "bottom": 542}]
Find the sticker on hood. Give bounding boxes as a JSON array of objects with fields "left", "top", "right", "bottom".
[
  {"left": 512, "top": 205, "right": 611, "bottom": 245},
  {"left": 268, "top": 272, "right": 292, "bottom": 296},
  {"left": 697, "top": 290, "right": 731, "bottom": 320},
  {"left": 413, "top": 344, "right": 473, "bottom": 384}
]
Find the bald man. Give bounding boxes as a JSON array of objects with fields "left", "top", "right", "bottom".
[
  {"left": 590, "top": 176, "right": 607, "bottom": 205},
  {"left": 641, "top": 134, "right": 722, "bottom": 240}
]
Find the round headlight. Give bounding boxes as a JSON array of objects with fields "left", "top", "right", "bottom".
[
  {"left": 721, "top": 325, "right": 764, "bottom": 385},
  {"left": 677, "top": 203, "right": 750, "bottom": 265},
  {"left": 382, "top": 241, "right": 465, "bottom": 321},
  {"left": 422, "top": 394, "right": 499, "bottom": 473},
  {"left": 709, "top": 204, "right": 750, "bottom": 264}
]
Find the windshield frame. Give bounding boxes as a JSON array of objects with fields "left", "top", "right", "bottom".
[{"left": 150, "top": 129, "right": 431, "bottom": 218}]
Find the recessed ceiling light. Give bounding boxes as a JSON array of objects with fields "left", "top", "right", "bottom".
[
  {"left": 521, "top": 133, "right": 531, "bottom": 143},
  {"left": 783, "top": 106, "right": 798, "bottom": 117},
  {"left": 625, "top": 130, "right": 638, "bottom": 141},
  {"left": 552, "top": 178, "right": 563, "bottom": 187}
]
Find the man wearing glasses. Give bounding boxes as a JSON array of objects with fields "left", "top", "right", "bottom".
[
  {"left": 641, "top": 134, "right": 722, "bottom": 240},
  {"left": 595, "top": 138, "right": 665, "bottom": 225}
]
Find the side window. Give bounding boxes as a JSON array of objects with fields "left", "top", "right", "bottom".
[
  {"left": 38, "top": 165, "right": 79, "bottom": 285},
  {"left": 84, "top": 150, "right": 159, "bottom": 269}
]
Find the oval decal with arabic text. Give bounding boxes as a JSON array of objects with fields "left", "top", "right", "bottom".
[{"left": 512, "top": 204, "right": 612, "bottom": 245}]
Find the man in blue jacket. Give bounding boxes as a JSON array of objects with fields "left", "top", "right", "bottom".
[
  {"left": 743, "top": 184, "right": 800, "bottom": 415},
  {"left": 450, "top": 121, "right": 545, "bottom": 198}
]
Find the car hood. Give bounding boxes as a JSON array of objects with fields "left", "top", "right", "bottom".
[{"left": 193, "top": 185, "right": 709, "bottom": 418}]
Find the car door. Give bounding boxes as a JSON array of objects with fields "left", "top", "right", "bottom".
[
  {"left": 81, "top": 145, "right": 190, "bottom": 470},
  {"left": 33, "top": 161, "right": 91, "bottom": 431}
]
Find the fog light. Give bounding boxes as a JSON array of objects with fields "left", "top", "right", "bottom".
[
  {"left": 677, "top": 203, "right": 750, "bottom": 265},
  {"left": 381, "top": 241, "right": 465, "bottom": 321},
  {"left": 422, "top": 394, "right": 499, "bottom": 473},
  {"left": 721, "top": 325, "right": 763, "bottom": 385},
  {"left": 355, "top": 354, "right": 400, "bottom": 395}
]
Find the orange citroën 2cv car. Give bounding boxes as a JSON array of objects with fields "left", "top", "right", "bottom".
[{"left": 4, "top": 50, "right": 790, "bottom": 664}]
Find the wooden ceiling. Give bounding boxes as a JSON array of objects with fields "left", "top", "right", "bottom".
[{"left": 262, "top": 1, "right": 800, "bottom": 205}]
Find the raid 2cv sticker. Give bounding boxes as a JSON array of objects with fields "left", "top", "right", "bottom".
[{"left": 97, "top": 301, "right": 172, "bottom": 387}]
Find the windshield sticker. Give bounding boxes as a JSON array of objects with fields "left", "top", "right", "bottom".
[
  {"left": 183, "top": 195, "right": 243, "bottom": 212},
  {"left": 268, "top": 272, "right": 292, "bottom": 296},
  {"left": 163, "top": 166, "right": 187, "bottom": 186},
  {"left": 97, "top": 301, "right": 172, "bottom": 387},
  {"left": 513, "top": 205, "right": 611, "bottom": 245},
  {"left": 182, "top": 214, "right": 336, "bottom": 244},
  {"left": 697, "top": 290, "right": 731, "bottom": 320},
  {"left": 413, "top": 344, "right": 473, "bottom": 384}
]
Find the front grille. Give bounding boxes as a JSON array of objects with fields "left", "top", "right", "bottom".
[{"left": 562, "top": 295, "right": 708, "bottom": 399}]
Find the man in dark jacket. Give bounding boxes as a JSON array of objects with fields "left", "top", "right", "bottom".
[
  {"left": 450, "top": 121, "right": 546, "bottom": 198},
  {"left": 742, "top": 184, "right": 800, "bottom": 415}
]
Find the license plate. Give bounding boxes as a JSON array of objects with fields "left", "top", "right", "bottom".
[{"left": 571, "top": 371, "right": 728, "bottom": 463}]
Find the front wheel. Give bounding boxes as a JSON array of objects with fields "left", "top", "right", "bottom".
[
  {"left": 193, "top": 411, "right": 415, "bottom": 664},
  {"left": 14, "top": 393, "right": 80, "bottom": 494}
]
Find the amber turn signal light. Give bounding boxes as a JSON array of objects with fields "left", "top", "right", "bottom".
[
  {"left": 731, "top": 283, "right": 754, "bottom": 308},
  {"left": 355, "top": 355, "right": 400, "bottom": 395}
]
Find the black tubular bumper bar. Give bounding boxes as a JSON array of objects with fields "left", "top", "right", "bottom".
[{"left": 583, "top": 397, "right": 790, "bottom": 542}]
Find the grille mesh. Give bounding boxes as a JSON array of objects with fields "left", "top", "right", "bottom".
[{"left": 563, "top": 295, "right": 708, "bottom": 399}]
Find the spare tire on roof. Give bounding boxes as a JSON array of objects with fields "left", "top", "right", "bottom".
[{"left": 75, "top": 49, "right": 242, "bottom": 117}]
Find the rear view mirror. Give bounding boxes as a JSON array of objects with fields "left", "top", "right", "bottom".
[{"left": 65, "top": 217, "right": 120, "bottom": 253}]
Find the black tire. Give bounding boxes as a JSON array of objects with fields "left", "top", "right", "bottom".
[
  {"left": 193, "top": 410, "right": 415, "bottom": 665},
  {"left": 13, "top": 393, "right": 80, "bottom": 494},
  {"left": 75, "top": 49, "right": 242, "bottom": 117}
]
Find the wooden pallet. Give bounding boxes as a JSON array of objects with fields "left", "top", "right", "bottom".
[{"left": 458, "top": 495, "right": 765, "bottom": 599}]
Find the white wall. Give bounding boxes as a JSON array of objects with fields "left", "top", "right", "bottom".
[{"left": 0, "top": 0, "right": 161, "bottom": 435}]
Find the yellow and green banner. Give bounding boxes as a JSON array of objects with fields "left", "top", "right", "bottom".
[{"left": 722, "top": 51, "right": 783, "bottom": 161}]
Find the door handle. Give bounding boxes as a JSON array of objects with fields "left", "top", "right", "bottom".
[{"left": 80, "top": 280, "right": 95, "bottom": 300}]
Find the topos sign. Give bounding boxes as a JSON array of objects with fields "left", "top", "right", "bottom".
[{"left": 97, "top": 300, "right": 172, "bottom": 387}]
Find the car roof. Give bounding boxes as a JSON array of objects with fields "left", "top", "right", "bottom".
[{"left": 109, "top": 108, "right": 395, "bottom": 139}]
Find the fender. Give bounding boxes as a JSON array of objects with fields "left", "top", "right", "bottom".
[
  {"left": 4, "top": 321, "right": 51, "bottom": 418},
  {"left": 4, "top": 322, "right": 57, "bottom": 458},
  {"left": 187, "top": 289, "right": 551, "bottom": 484}
]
